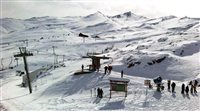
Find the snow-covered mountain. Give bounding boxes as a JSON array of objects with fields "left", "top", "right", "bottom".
[
  {"left": 0, "top": 11, "right": 200, "bottom": 111},
  {"left": 112, "top": 11, "right": 147, "bottom": 20}
]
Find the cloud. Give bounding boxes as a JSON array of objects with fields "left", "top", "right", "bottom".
[{"left": 1, "top": 0, "right": 200, "bottom": 19}]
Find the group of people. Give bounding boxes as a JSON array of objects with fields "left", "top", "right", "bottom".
[
  {"left": 97, "top": 88, "right": 104, "bottom": 98},
  {"left": 167, "top": 80, "right": 199, "bottom": 95},
  {"left": 181, "top": 80, "right": 199, "bottom": 95},
  {"left": 104, "top": 65, "right": 113, "bottom": 74},
  {"left": 167, "top": 80, "right": 176, "bottom": 93}
]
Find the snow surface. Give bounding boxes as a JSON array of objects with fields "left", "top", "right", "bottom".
[{"left": 0, "top": 11, "right": 200, "bottom": 111}]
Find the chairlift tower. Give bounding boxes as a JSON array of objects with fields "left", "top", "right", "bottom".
[
  {"left": 52, "top": 46, "right": 57, "bottom": 69},
  {"left": 14, "top": 47, "right": 33, "bottom": 94}
]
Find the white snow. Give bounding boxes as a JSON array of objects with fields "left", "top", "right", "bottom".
[{"left": 0, "top": 11, "right": 200, "bottom": 111}]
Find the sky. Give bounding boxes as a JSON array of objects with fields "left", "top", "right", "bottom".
[{"left": 1, "top": 0, "right": 200, "bottom": 19}]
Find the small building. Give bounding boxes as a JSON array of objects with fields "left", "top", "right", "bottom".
[
  {"left": 109, "top": 77, "right": 130, "bottom": 98},
  {"left": 82, "top": 54, "right": 110, "bottom": 71},
  {"left": 22, "top": 67, "right": 46, "bottom": 87},
  {"left": 79, "top": 33, "right": 89, "bottom": 37}
]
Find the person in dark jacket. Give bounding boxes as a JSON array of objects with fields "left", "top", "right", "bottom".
[
  {"left": 108, "top": 65, "right": 112, "bottom": 74},
  {"left": 97, "top": 88, "right": 100, "bottom": 97},
  {"left": 190, "top": 84, "right": 194, "bottom": 94},
  {"left": 121, "top": 70, "right": 124, "bottom": 78},
  {"left": 185, "top": 86, "right": 189, "bottom": 95},
  {"left": 104, "top": 66, "right": 108, "bottom": 74},
  {"left": 167, "top": 80, "right": 171, "bottom": 91},
  {"left": 100, "top": 89, "right": 104, "bottom": 98},
  {"left": 181, "top": 83, "right": 185, "bottom": 94},
  {"left": 81, "top": 64, "right": 84, "bottom": 72},
  {"left": 171, "top": 82, "right": 176, "bottom": 93},
  {"left": 99, "top": 88, "right": 103, "bottom": 98},
  {"left": 194, "top": 80, "right": 198, "bottom": 93}
]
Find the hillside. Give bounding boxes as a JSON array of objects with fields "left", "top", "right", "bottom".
[{"left": 0, "top": 11, "right": 200, "bottom": 111}]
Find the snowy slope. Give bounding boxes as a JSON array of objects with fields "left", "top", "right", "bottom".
[
  {"left": 0, "top": 11, "right": 200, "bottom": 111},
  {"left": 0, "top": 18, "right": 34, "bottom": 35}
]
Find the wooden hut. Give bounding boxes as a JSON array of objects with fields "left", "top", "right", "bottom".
[{"left": 82, "top": 55, "right": 110, "bottom": 71}]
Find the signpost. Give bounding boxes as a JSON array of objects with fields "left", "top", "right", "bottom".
[{"left": 109, "top": 77, "right": 130, "bottom": 98}]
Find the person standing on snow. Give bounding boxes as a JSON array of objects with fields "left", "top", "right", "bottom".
[
  {"left": 167, "top": 80, "right": 171, "bottom": 91},
  {"left": 81, "top": 64, "right": 84, "bottom": 72},
  {"left": 104, "top": 66, "right": 108, "bottom": 74},
  {"left": 194, "top": 80, "right": 198, "bottom": 93},
  {"left": 100, "top": 88, "right": 104, "bottom": 98},
  {"left": 121, "top": 70, "right": 124, "bottom": 78},
  {"left": 108, "top": 65, "right": 112, "bottom": 74},
  {"left": 97, "top": 88, "right": 100, "bottom": 97},
  {"left": 99, "top": 88, "right": 102, "bottom": 98},
  {"left": 190, "top": 82, "right": 194, "bottom": 94},
  {"left": 181, "top": 83, "right": 185, "bottom": 94},
  {"left": 185, "top": 85, "right": 189, "bottom": 95},
  {"left": 171, "top": 82, "right": 176, "bottom": 93}
]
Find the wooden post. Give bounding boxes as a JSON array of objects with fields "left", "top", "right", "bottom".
[
  {"left": 14, "top": 47, "right": 33, "bottom": 94},
  {"left": 110, "top": 82, "right": 111, "bottom": 98}
]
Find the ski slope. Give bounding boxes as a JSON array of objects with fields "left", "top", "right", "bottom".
[{"left": 0, "top": 11, "right": 200, "bottom": 111}]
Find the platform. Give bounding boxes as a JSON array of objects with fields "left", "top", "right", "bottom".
[{"left": 74, "top": 69, "right": 94, "bottom": 75}]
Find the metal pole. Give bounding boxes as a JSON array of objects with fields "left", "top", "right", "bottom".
[
  {"left": 14, "top": 47, "right": 33, "bottom": 94},
  {"left": 63, "top": 55, "right": 65, "bottom": 63},
  {"left": 52, "top": 46, "right": 55, "bottom": 69}
]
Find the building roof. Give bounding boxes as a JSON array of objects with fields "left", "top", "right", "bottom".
[
  {"left": 82, "top": 55, "right": 110, "bottom": 59},
  {"left": 109, "top": 77, "right": 130, "bottom": 82}
]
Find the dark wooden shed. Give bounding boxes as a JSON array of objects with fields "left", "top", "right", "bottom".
[{"left": 82, "top": 55, "right": 110, "bottom": 71}]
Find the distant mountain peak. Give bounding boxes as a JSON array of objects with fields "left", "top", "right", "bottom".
[
  {"left": 123, "top": 11, "right": 135, "bottom": 17},
  {"left": 85, "top": 11, "right": 106, "bottom": 18},
  {"left": 112, "top": 11, "right": 147, "bottom": 20}
]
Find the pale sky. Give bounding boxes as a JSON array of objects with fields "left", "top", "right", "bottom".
[{"left": 1, "top": 0, "right": 200, "bottom": 19}]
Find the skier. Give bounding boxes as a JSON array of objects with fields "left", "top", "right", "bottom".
[
  {"left": 181, "top": 83, "right": 185, "bottom": 94},
  {"left": 121, "top": 70, "right": 124, "bottom": 78},
  {"left": 171, "top": 82, "right": 176, "bottom": 93},
  {"left": 194, "top": 80, "right": 198, "bottom": 93},
  {"left": 81, "top": 64, "right": 84, "bottom": 72},
  {"left": 167, "top": 80, "right": 171, "bottom": 91},
  {"left": 104, "top": 66, "right": 108, "bottom": 74},
  {"left": 185, "top": 85, "right": 189, "bottom": 95}
]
